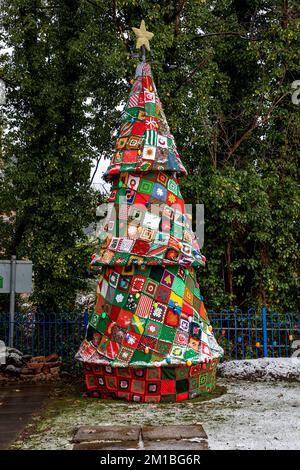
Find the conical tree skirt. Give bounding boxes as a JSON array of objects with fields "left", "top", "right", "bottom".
[{"left": 83, "top": 360, "right": 219, "bottom": 402}]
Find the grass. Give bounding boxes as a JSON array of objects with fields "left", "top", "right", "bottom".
[{"left": 11, "top": 379, "right": 227, "bottom": 450}]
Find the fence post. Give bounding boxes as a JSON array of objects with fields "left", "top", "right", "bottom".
[
  {"left": 262, "top": 305, "right": 268, "bottom": 357},
  {"left": 83, "top": 309, "right": 89, "bottom": 336}
]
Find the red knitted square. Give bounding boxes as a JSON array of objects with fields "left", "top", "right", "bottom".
[
  {"left": 161, "top": 379, "right": 176, "bottom": 394},
  {"left": 105, "top": 376, "right": 117, "bottom": 390},
  {"left": 85, "top": 374, "right": 97, "bottom": 390},
  {"left": 92, "top": 364, "right": 104, "bottom": 375},
  {"left": 146, "top": 367, "right": 161, "bottom": 380},
  {"left": 176, "top": 392, "right": 189, "bottom": 401},
  {"left": 117, "top": 391, "right": 130, "bottom": 400},
  {"left": 116, "top": 367, "right": 132, "bottom": 378},
  {"left": 146, "top": 381, "right": 161, "bottom": 394},
  {"left": 131, "top": 379, "right": 146, "bottom": 394},
  {"left": 190, "top": 364, "right": 201, "bottom": 376},
  {"left": 132, "top": 121, "right": 146, "bottom": 136}
]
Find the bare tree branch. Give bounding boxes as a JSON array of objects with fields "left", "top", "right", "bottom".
[{"left": 223, "top": 91, "right": 291, "bottom": 163}]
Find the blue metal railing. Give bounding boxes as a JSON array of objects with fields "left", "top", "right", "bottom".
[
  {"left": 209, "top": 308, "right": 300, "bottom": 361},
  {"left": 0, "top": 307, "right": 299, "bottom": 371},
  {"left": 0, "top": 310, "right": 89, "bottom": 371}
]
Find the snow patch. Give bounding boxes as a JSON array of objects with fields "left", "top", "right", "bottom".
[{"left": 218, "top": 358, "right": 300, "bottom": 382}]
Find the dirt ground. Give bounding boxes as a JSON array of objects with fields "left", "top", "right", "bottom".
[{"left": 10, "top": 378, "right": 300, "bottom": 450}]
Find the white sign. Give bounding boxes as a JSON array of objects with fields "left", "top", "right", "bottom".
[{"left": 0, "top": 260, "right": 33, "bottom": 293}]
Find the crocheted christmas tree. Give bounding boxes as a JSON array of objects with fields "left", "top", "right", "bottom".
[{"left": 76, "top": 32, "right": 223, "bottom": 402}]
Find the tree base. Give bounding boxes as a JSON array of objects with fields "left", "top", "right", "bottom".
[{"left": 83, "top": 359, "right": 219, "bottom": 402}]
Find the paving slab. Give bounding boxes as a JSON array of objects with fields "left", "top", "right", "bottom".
[
  {"left": 72, "top": 425, "right": 208, "bottom": 451},
  {"left": 73, "top": 440, "right": 140, "bottom": 450},
  {"left": 73, "top": 425, "right": 141, "bottom": 443},
  {"left": 143, "top": 439, "right": 208, "bottom": 450},
  {"left": 142, "top": 424, "right": 207, "bottom": 441}
]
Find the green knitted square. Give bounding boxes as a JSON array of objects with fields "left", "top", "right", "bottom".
[
  {"left": 167, "top": 178, "right": 177, "bottom": 195},
  {"left": 185, "top": 349, "right": 199, "bottom": 360},
  {"left": 173, "top": 224, "right": 184, "bottom": 239},
  {"left": 189, "top": 377, "right": 199, "bottom": 390},
  {"left": 199, "top": 374, "right": 207, "bottom": 386},
  {"left": 139, "top": 180, "right": 154, "bottom": 195},
  {"left": 112, "top": 291, "right": 129, "bottom": 308},
  {"left": 172, "top": 277, "right": 185, "bottom": 297},
  {"left": 131, "top": 350, "right": 152, "bottom": 364},
  {"left": 145, "top": 102, "right": 156, "bottom": 117},
  {"left": 161, "top": 367, "right": 176, "bottom": 380},
  {"left": 96, "top": 316, "right": 109, "bottom": 335},
  {"left": 176, "top": 367, "right": 189, "bottom": 380},
  {"left": 160, "top": 324, "right": 176, "bottom": 342},
  {"left": 176, "top": 379, "right": 189, "bottom": 394}
]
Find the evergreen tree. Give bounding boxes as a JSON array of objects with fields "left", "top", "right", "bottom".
[{"left": 1, "top": 1, "right": 299, "bottom": 313}]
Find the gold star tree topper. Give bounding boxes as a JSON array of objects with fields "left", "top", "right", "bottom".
[{"left": 132, "top": 20, "right": 154, "bottom": 51}]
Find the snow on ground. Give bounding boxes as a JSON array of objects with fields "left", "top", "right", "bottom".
[
  {"left": 12, "top": 378, "right": 300, "bottom": 450},
  {"left": 218, "top": 358, "right": 300, "bottom": 382},
  {"left": 204, "top": 379, "right": 300, "bottom": 450}
]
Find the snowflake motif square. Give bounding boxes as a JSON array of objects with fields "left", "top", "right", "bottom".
[
  {"left": 149, "top": 302, "right": 167, "bottom": 323},
  {"left": 145, "top": 320, "right": 162, "bottom": 338},
  {"left": 122, "top": 331, "right": 141, "bottom": 349},
  {"left": 153, "top": 183, "right": 167, "bottom": 201}
]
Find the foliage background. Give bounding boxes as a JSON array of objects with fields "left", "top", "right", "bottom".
[{"left": 0, "top": 0, "right": 299, "bottom": 313}]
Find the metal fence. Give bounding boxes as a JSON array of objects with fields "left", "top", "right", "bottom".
[
  {"left": 0, "top": 307, "right": 299, "bottom": 371},
  {"left": 209, "top": 307, "right": 300, "bottom": 361},
  {"left": 0, "top": 311, "right": 89, "bottom": 372}
]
